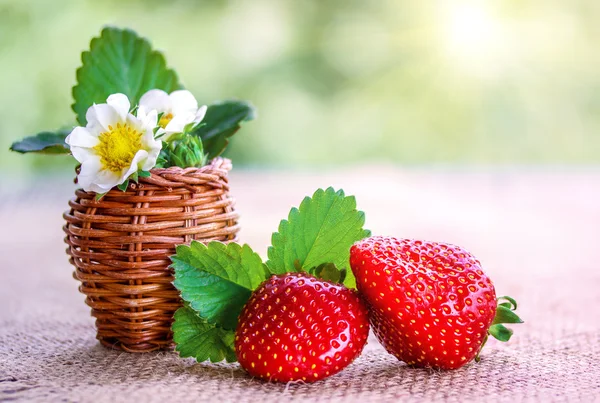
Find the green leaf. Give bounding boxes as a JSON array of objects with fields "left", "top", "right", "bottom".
[
  {"left": 10, "top": 130, "right": 71, "bottom": 154},
  {"left": 172, "top": 241, "right": 268, "bottom": 330},
  {"left": 309, "top": 262, "right": 346, "bottom": 284},
  {"left": 191, "top": 100, "right": 256, "bottom": 160},
  {"left": 138, "top": 170, "right": 151, "bottom": 178},
  {"left": 155, "top": 145, "right": 170, "bottom": 168},
  {"left": 266, "top": 187, "right": 370, "bottom": 288},
  {"left": 488, "top": 324, "right": 513, "bottom": 342},
  {"left": 172, "top": 305, "right": 237, "bottom": 363},
  {"left": 498, "top": 295, "right": 518, "bottom": 310},
  {"left": 117, "top": 180, "right": 129, "bottom": 192},
  {"left": 493, "top": 305, "right": 524, "bottom": 325},
  {"left": 476, "top": 295, "right": 523, "bottom": 361},
  {"left": 72, "top": 27, "right": 181, "bottom": 125}
]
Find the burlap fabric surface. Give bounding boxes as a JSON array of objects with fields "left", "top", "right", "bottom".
[{"left": 1, "top": 168, "right": 598, "bottom": 402}]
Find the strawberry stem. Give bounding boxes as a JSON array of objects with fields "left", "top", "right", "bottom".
[{"left": 475, "top": 295, "right": 523, "bottom": 362}]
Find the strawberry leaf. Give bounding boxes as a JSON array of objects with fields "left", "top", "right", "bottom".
[
  {"left": 117, "top": 180, "right": 129, "bottom": 192},
  {"left": 266, "top": 187, "right": 370, "bottom": 288},
  {"left": 477, "top": 295, "right": 523, "bottom": 361},
  {"left": 488, "top": 323, "right": 513, "bottom": 342},
  {"left": 73, "top": 27, "right": 181, "bottom": 125},
  {"left": 308, "top": 262, "right": 347, "bottom": 284},
  {"left": 172, "top": 305, "right": 237, "bottom": 363},
  {"left": 10, "top": 129, "right": 71, "bottom": 154},
  {"left": 172, "top": 241, "right": 269, "bottom": 330},
  {"left": 190, "top": 100, "right": 256, "bottom": 160},
  {"left": 492, "top": 305, "right": 524, "bottom": 325},
  {"left": 497, "top": 295, "right": 518, "bottom": 310}
]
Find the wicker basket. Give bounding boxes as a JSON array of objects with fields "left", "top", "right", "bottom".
[{"left": 63, "top": 157, "right": 239, "bottom": 352}]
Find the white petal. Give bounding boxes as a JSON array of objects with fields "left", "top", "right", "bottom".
[
  {"left": 136, "top": 105, "right": 151, "bottom": 124},
  {"left": 70, "top": 146, "right": 97, "bottom": 165},
  {"left": 140, "top": 131, "right": 162, "bottom": 171},
  {"left": 169, "top": 90, "right": 198, "bottom": 115},
  {"left": 137, "top": 105, "right": 148, "bottom": 120},
  {"left": 77, "top": 157, "right": 124, "bottom": 193},
  {"left": 194, "top": 105, "right": 207, "bottom": 124},
  {"left": 120, "top": 149, "right": 149, "bottom": 182},
  {"left": 164, "top": 111, "right": 195, "bottom": 134},
  {"left": 141, "top": 131, "right": 162, "bottom": 169},
  {"left": 86, "top": 103, "right": 121, "bottom": 132},
  {"left": 141, "top": 129, "right": 162, "bottom": 150},
  {"left": 139, "top": 108, "right": 158, "bottom": 131},
  {"left": 76, "top": 156, "right": 104, "bottom": 192},
  {"left": 106, "top": 93, "right": 131, "bottom": 121},
  {"left": 133, "top": 149, "right": 150, "bottom": 170},
  {"left": 65, "top": 126, "right": 99, "bottom": 148},
  {"left": 124, "top": 113, "right": 145, "bottom": 133},
  {"left": 90, "top": 169, "right": 122, "bottom": 193},
  {"left": 143, "top": 146, "right": 161, "bottom": 171},
  {"left": 139, "top": 89, "right": 171, "bottom": 113},
  {"left": 87, "top": 183, "right": 113, "bottom": 194}
]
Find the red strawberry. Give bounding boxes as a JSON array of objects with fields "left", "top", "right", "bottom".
[
  {"left": 350, "top": 236, "right": 522, "bottom": 370},
  {"left": 235, "top": 272, "right": 370, "bottom": 382}
]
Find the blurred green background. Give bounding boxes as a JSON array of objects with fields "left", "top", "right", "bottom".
[{"left": 1, "top": 0, "right": 596, "bottom": 176}]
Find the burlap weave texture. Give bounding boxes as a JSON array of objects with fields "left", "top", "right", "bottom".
[{"left": 1, "top": 170, "right": 598, "bottom": 402}]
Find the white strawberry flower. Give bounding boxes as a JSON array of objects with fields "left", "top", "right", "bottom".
[
  {"left": 139, "top": 89, "right": 207, "bottom": 140},
  {"left": 65, "top": 93, "right": 161, "bottom": 194}
]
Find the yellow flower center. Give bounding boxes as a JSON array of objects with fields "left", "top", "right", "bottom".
[
  {"left": 158, "top": 112, "right": 174, "bottom": 129},
  {"left": 94, "top": 123, "right": 143, "bottom": 173}
]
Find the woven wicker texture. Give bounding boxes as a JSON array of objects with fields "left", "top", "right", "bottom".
[
  {"left": 1, "top": 168, "right": 598, "bottom": 402},
  {"left": 63, "top": 157, "right": 239, "bottom": 352}
]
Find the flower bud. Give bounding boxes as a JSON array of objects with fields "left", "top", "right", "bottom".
[{"left": 169, "top": 135, "right": 207, "bottom": 168}]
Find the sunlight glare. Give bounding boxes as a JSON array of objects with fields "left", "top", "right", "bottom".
[{"left": 440, "top": 2, "right": 509, "bottom": 77}]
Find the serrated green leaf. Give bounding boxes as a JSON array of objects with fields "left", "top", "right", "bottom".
[
  {"left": 493, "top": 305, "right": 524, "bottom": 325},
  {"left": 72, "top": 27, "right": 181, "bottom": 125},
  {"left": 172, "top": 241, "right": 268, "bottom": 330},
  {"left": 172, "top": 305, "right": 237, "bottom": 363},
  {"left": 10, "top": 130, "right": 71, "bottom": 154},
  {"left": 488, "top": 323, "right": 514, "bottom": 342},
  {"left": 191, "top": 100, "right": 256, "bottom": 160},
  {"left": 266, "top": 187, "right": 370, "bottom": 288}
]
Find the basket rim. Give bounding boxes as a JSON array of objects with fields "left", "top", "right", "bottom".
[
  {"left": 74, "top": 157, "right": 232, "bottom": 193},
  {"left": 147, "top": 157, "right": 231, "bottom": 178}
]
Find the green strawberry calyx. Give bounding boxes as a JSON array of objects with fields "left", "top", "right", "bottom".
[{"left": 475, "top": 295, "right": 524, "bottom": 362}]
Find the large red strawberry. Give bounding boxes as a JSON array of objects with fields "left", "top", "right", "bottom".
[
  {"left": 235, "top": 272, "right": 370, "bottom": 382},
  {"left": 350, "top": 236, "right": 522, "bottom": 370}
]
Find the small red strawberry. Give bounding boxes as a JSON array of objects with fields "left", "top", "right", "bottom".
[
  {"left": 235, "top": 272, "right": 370, "bottom": 382},
  {"left": 350, "top": 236, "right": 522, "bottom": 370}
]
